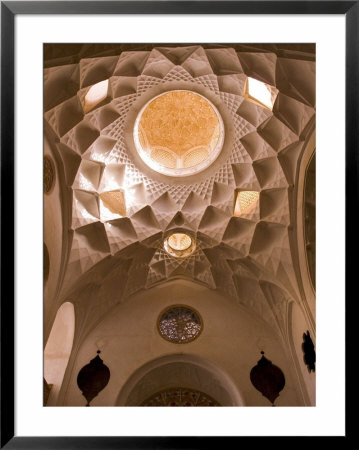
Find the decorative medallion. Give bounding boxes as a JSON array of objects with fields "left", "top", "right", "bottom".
[
  {"left": 158, "top": 305, "right": 202, "bottom": 344},
  {"left": 44, "top": 155, "right": 55, "bottom": 194},
  {"left": 302, "top": 330, "right": 316, "bottom": 373},
  {"left": 141, "top": 387, "right": 220, "bottom": 406},
  {"left": 134, "top": 90, "right": 224, "bottom": 177},
  {"left": 44, "top": 243, "right": 50, "bottom": 283},
  {"left": 250, "top": 351, "right": 285, "bottom": 405},
  {"left": 163, "top": 232, "right": 196, "bottom": 258},
  {"left": 77, "top": 351, "right": 110, "bottom": 406}
]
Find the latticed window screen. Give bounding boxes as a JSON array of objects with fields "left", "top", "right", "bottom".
[
  {"left": 142, "top": 388, "right": 220, "bottom": 406},
  {"left": 158, "top": 306, "right": 202, "bottom": 343}
]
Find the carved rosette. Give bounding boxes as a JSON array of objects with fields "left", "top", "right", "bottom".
[{"left": 157, "top": 305, "right": 202, "bottom": 344}]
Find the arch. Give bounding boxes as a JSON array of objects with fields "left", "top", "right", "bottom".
[
  {"left": 43, "top": 133, "right": 71, "bottom": 343},
  {"left": 304, "top": 151, "right": 316, "bottom": 291},
  {"left": 116, "top": 353, "right": 244, "bottom": 406},
  {"left": 44, "top": 302, "right": 75, "bottom": 405},
  {"left": 296, "top": 129, "right": 316, "bottom": 325}
]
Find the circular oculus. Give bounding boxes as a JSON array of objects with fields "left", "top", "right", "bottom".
[{"left": 134, "top": 90, "right": 224, "bottom": 177}]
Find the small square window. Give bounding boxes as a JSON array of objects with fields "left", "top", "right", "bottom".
[
  {"left": 83, "top": 79, "right": 109, "bottom": 113},
  {"left": 234, "top": 190, "right": 260, "bottom": 217},
  {"left": 244, "top": 77, "right": 276, "bottom": 110},
  {"left": 99, "top": 189, "right": 126, "bottom": 219}
]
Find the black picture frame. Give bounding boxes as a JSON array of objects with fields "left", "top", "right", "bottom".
[{"left": 1, "top": 1, "right": 355, "bottom": 447}]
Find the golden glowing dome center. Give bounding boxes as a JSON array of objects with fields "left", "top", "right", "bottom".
[
  {"left": 163, "top": 232, "right": 196, "bottom": 258},
  {"left": 134, "top": 90, "right": 224, "bottom": 176},
  {"left": 167, "top": 233, "right": 192, "bottom": 251},
  {"left": 139, "top": 90, "right": 219, "bottom": 157}
]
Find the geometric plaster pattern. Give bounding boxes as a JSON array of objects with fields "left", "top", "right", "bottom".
[{"left": 44, "top": 46, "right": 315, "bottom": 338}]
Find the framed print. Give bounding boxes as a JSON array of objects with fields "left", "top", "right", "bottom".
[{"left": 1, "top": 1, "right": 355, "bottom": 447}]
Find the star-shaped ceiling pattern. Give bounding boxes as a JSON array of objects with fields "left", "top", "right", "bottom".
[{"left": 44, "top": 45, "right": 315, "bottom": 338}]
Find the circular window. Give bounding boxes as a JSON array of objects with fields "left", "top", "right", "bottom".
[
  {"left": 141, "top": 387, "right": 220, "bottom": 406},
  {"left": 163, "top": 232, "right": 195, "bottom": 258},
  {"left": 134, "top": 90, "right": 224, "bottom": 177},
  {"left": 44, "top": 155, "right": 55, "bottom": 194},
  {"left": 158, "top": 305, "right": 202, "bottom": 344}
]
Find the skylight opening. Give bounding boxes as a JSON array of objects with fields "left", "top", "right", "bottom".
[
  {"left": 168, "top": 233, "right": 192, "bottom": 251},
  {"left": 234, "top": 190, "right": 260, "bottom": 217},
  {"left": 134, "top": 90, "right": 224, "bottom": 177},
  {"left": 99, "top": 189, "right": 126, "bottom": 220},
  {"left": 84, "top": 79, "right": 109, "bottom": 113},
  {"left": 164, "top": 232, "right": 195, "bottom": 258},
  {"left": 245, "top": 77, "right": 274, "bottom": 110}
]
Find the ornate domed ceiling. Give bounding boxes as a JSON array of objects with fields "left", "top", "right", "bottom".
[
  {"left": 134, "top": 90, "right": 223, "bottom": 175},
  {"left": 44, "top": 45, "right": 315, "bottom": 338}
]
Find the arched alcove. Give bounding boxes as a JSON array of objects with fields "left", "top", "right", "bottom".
[
  {"left": 296, "top": 129, "right": 316, "bottom": 325},
  {"left": 116, "top": 354, "right": 244, "bottom": 406},
  {"left": 304, "top": 152, "right": 316, "bottom": 290},
  {"left": 44, "top": 302, "right": 75, "bottom": 405},
  {"left": 43, "top": 135, "right": 69, "bottom": 343}
]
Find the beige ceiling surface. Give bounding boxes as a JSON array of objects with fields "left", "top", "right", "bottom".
[{"left": 44, "top": 45, "right": 315, "bottom": 338}]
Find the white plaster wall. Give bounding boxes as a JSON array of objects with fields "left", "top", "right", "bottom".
[{"left": 62, "top": 280, "right": 304, "bottom": 406}]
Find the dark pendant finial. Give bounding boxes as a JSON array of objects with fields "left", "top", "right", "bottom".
[
  {"left": 302, "top": 330, "right": 316, "bottom": 373},
  {"left": 250, "top": 351, "right": 285, "bottom": 405},
  {"left": 77, "top": 351, "right": 110, "bottom": 406}
]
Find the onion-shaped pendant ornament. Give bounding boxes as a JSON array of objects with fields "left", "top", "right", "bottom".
[
  {"left": 302, "top": 330, "right": 316, "bottom": 373},
  {"left": 77, "top": 351, "right": 110, "bottom": 406},
  {"left": 250, "top": 351, "right": 285, "bottom": 405}
]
